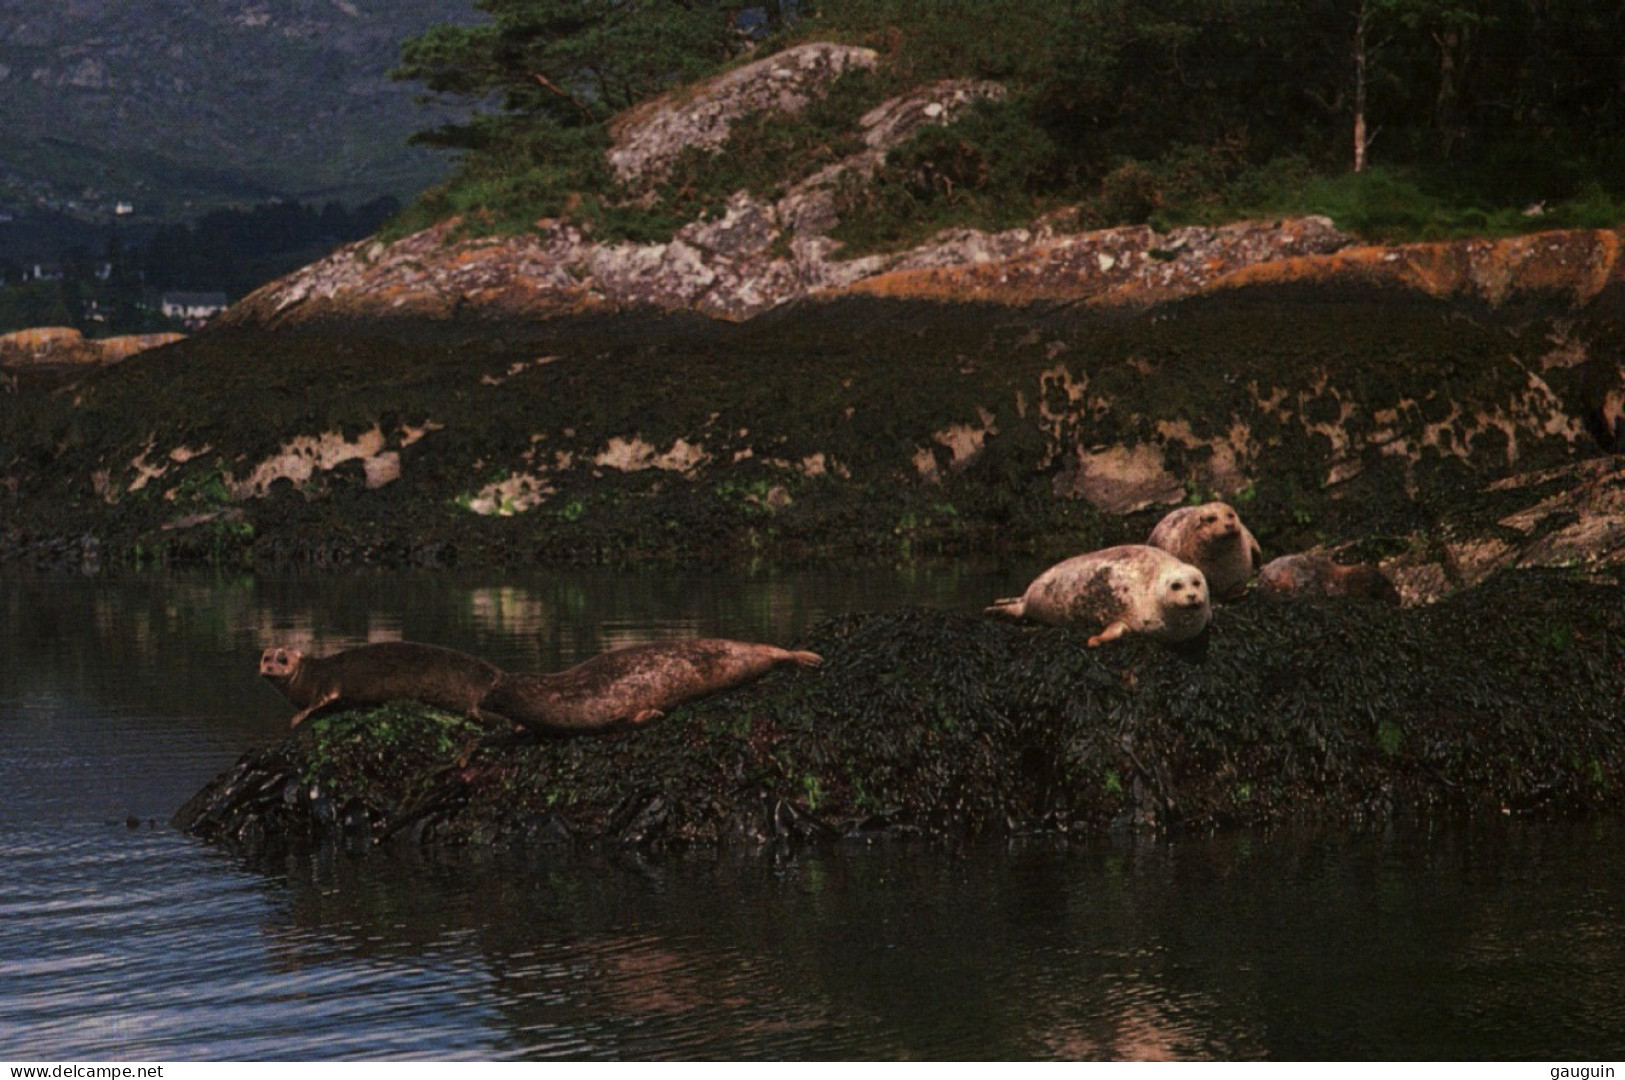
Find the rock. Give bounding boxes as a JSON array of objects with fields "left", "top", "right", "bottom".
[
  {"left": 174, "top": 573, "right": 1625, "bottom": 854},
  {"left": 0, "top": 327, "right": 184, "bottom": 367},
  {"left": 1381, "top": 459, "right": 1625, "bottom": 604},
  {"left": 607, "top": 42, "right": 881, "bottom": 183}
]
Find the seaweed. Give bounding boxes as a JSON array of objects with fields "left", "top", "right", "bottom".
[
  {"left": 174, "top": 568, "right": 1625, "bottom": 858},
  {"left": 5, "top": 284, "right": 1614, "bottom": 574}
]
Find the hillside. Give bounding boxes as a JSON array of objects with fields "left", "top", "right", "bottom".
[
  {"left": 2, "top": 27, "right": 1623, "bottom": 593},
  {"left": 0, "top": 0, "right": 477, "bottom": 218}
]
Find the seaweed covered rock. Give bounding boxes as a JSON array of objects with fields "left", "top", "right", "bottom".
[
  {"left": 175, "top": 568, "right": 1625, "bottom": 856},
  {"left": 8, "top": 285, "right": 1623, "bottom": 577}
]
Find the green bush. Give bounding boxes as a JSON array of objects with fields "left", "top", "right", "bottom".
[{"left": 830, "top": 96, "right": 1062, "bottom": 251}]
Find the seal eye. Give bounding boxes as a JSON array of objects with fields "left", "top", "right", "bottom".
[
  {"left": 1171, "top": 582, "right": 1183, "bottom": 591},
  {"left": 1202, "top": 514, "right": 1216, "bottom": 524}
]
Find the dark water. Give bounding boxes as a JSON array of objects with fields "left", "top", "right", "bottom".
[{"left": 2, "top": 570, "right": 1622, "bottom": 1060}]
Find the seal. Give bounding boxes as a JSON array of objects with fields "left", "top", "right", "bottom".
[
  {"left": 1147, "top": 501, "right": 1263, "bottom": 600},
  {"left": 259, "top": 641, "right": 503, "bottom": 728},
  {"left": 983, "top": 544, "right": 1211, "bottom": 646},
  {"left": 479, "top": 638, "right": 824, "bottom": 735},
  {"left": 1256, "top": 552, "right": 1400, "bottom": 604}
]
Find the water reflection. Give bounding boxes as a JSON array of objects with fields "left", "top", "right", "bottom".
[
  {"left": 1, "top": 566, "right": 1015, "bottom": 728},
  {"left": 179, "top": 821, "right": 1622, "bottom": 1060},
  {"left": 4, "top": 571, "right": 1625, "bottom": 1059}
]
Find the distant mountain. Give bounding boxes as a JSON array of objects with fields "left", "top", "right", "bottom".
[{"left": 0, "top": 0, "right": 480, "bottom": 222}]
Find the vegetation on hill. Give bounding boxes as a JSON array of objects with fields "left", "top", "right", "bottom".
[{"left": 391, "top": 0, "right": 1625, "bottom": 246}]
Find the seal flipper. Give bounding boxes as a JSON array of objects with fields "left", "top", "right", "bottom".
[
  {"left": 1086, "top": 620, "right": 1130, "bottom": 647},
  {"left": 983, "top": 597, "right": 1026, "bottom": 620},
  {"left": 288, "top": 688, "right": 340, "bottom": 728}
]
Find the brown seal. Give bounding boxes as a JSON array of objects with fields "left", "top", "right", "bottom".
[
  {"left": 1256, "top": 553, "right": 1400, "bottom": 604},
  {"left": 1147, "top": 501, "right": 1263, "bottom": 600},
  {"left": 984, "top": 544, "right": 1211, "bottom": 646},
  {"left": 259, "top": 641, "right": 503, "bottom": 728},
  {"left": 479, "top": 638, "right": 824, "bottom": 735}
]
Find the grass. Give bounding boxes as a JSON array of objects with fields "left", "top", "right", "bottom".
[{"left": 1197, "top": 165, "right": 1625, "bottom": 241}]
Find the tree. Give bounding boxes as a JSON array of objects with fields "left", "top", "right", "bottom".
[{"left": 393, "top": 0, "right": 744, "bottom": 148}]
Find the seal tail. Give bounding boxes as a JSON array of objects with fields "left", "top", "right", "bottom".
[
  {"left": 787, "top": 650, "right": 823, "bottom": 668},
  {"left": 983, "top": 597, "right": 1026, "bottom": 620}
]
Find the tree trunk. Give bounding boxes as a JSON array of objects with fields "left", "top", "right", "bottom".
[{"left": 1353, "top": 5, "right": 1371, "bottom": 173}]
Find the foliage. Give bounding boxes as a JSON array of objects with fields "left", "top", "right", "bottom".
[
  {"left": 390, "top": 0, "right": 1625, "bottom": 244},
  {"left": 388, "top": 0, "right": 751, "bottom": 236},
  {"left": 830, "top": 97, "right": 1064, "bottom": 250},
  {"left": 394, "top": 0, "right": 739, "bottom": 130}
]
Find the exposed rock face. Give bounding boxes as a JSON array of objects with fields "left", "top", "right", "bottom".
[
  {"left": 1379, "top": 458, "right": 1625, "bottom": 603},
  {"left": 223, "top": 211, "right": 1362, "bottom": 328},
  {"left": 220, "top": 202, "right": 1625, "bottom": 328},
  {"left": 606, "top": 42, "right": 880, "bottom": 182},
  {"left": 223, "top": 62, "right": 1022, "bottom": 326}
]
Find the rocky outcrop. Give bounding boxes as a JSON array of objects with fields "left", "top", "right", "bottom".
[
  {"left": 174, "top": 570, "right": 1625, "bottom": 854},
  {"left": 215, "top": 37, "right": 1625, "bottom": 329},
  {"left": 0, "top": 327, "right": 184, "bottom": 367},
  {"left": 606, "top": 42, "right": 880, "bottom": 181},
  {"left": 221, "top": 200, "right": 1625, "bottom": 328},
  {"left": 846, "top": 222, "right": 1625, "bottom": 310},
  {"left": 222, "top": 64, "right": 1022, "bottom": 325},
  {"left": 250, "top": 206, "right": 1625, "bottom": 335}
]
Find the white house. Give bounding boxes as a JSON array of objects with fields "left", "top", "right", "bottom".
[{"left": 160, "top": 291, "right": 229, "bottom": 324}]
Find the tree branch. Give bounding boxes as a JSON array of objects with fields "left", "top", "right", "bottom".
[{"left": 533, "top": 72, "right": 596, "bottom": 123}]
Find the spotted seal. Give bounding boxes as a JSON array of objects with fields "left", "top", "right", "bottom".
[
  {"left": 983, "top": 544, "right": 1211, "bottom": 646},
  {"left": 1147, "top": 501, "right": 1263, "bottom": 600},
  {"left": 259, "top": 641, "right": 503, "bottom": 728},
  {"left": 1256, "top": 552, "right": 1400, "bottom": 604},
  {"left": 479, "top": 638, "right": 824, "bottom": 735}
]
